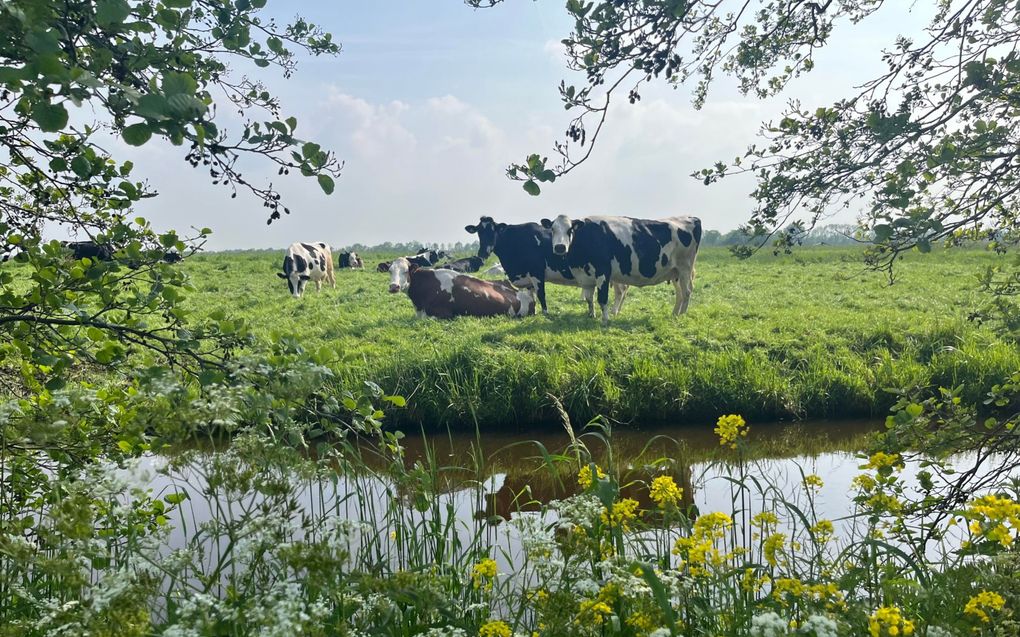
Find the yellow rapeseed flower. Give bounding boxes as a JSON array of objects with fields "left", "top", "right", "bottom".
[
  {"left": 864, "top": 452, "right": 903, "bottom": 471},
  {"left": 811, "top": 519, "right": 835, "bottom": 543},
  {"left": 868, "top": 606, "right": 914, "bottom": 637},
  {"left": 578, "top": 464, "right": 607, "bottom": 489},
  {"left": 649, "top": 475, "right": 683, "bottom": 509},
  {"left": 803, "top": 474, "right": 824, "bottom": 490},
  {"left": 626, "top": 611, "right": 656, "bottom": 636},
  {"left": 763, "top": 533, "right": 786, "bottom": 567},
  {"left": 576, "top": 599, "right": 614, "bottom": 625},
  {"left": 963, "top": 494, "right": 1020, "bottom": 547},
  {"left": 751, "top": 511, "right": 779, "bottom": 528},
  {"left": 472, "top": 558, "right": 498, "bottom": 590},
  {"left": 964, "top": 590, "right": 1006, "bottom": 623},
  {"left": 479, "top": 620, "right": 512, "bottom": 637},
  {"left": 714, "top": 414, "right": 748, "bottom": 449},
  {"left": 601, "top": 498, "right": 640, "bottom": 530}
]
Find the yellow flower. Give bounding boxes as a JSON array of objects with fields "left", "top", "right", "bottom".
[
  {"left": 763, "top": 532, "right": 786, "bottom": 567},
  {"left": 964, "top": 590, "right": 1006, "bottom": 623},
  {"left": 751, "top": 511, "right": 779, "bottom": 528},
  {"left": 479, "top": 620, "right": 512, "bottom": 637},
  {"left": 649, "top": 475, "right": 683, "bottom": 509},
  {"left": 601, "top": 498, "right": 640, "bottom": 530},
  {"left": 811, "top": 519, "right": 835, "bottom": 543},
  {"left": 868, "top": 606, "right": 914, "bottom": 637},
  {"left": 803, "top": 474, "right": 824, "bottom": 490},
  {"left": 578, "top": 464, "right": 607, "bottom": 489},
  {"left": 576, "top": 599, "right": 614, "bottom": 625},
  {"left": 864, "top": 452, "right": 903, "bottom": 471},
  {"left": 673, "top": 512, "right": 734, "bottom": 576},
  {"left": 714, "top": 414, "right": 748, "bottom": 449},
  {"left": 963, "top": 494, "right": 1020, "bottom": 547},
  {"left": 472, "top": 558, "right": 498, "bottom": 590},
  {"left": 626, "top": 611, "right": 656, "bottom": 636}
]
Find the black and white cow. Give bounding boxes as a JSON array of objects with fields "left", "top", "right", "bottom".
[
  {"left": 277, "top": 242, "right": 335, "bottom": 297},
  {"left": 438, "top": 255, "right": 485, "bottom": 273},
  {"left": 338, "top": 251, "right": 363, "bottom": 269},
  {"left": 388, "top": 257, "right": 534, "bottom": 318},
  {"left": 464, "top": 216, "right": 627, "bottom": 316},
  {"left": 542, "top": 214, "right": 702, "bottom": 325}
]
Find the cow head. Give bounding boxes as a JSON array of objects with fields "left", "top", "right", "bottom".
[
  {"left": 277, "top": 255, "right": 311, "bottom": 297},
  {"left": 541, "top": 215, "right": 585, "bottom": 255},
  {"left": 516, "top": 288, "right": 537, "bottom": 317},
  {"left": 388, "top": 257, "right": 416, "bottom": 294},
  {"left": 465, "top": 216, "right": 507, "bottom": 259}
]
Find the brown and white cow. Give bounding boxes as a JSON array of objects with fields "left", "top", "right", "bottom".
[
  {"left": 277, "top": 242, "right": 335, "bottom": 297},
  {"left": 387, "top": 257, "right": 534, "bottom": 319}
]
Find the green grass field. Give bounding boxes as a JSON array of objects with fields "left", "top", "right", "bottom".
[{"left": 181, "top": 246, "right": 1019, "bottom": 429}]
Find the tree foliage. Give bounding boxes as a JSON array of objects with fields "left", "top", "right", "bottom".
[
  {"left": 0, "top": 0, "right": 342, "bottom": 392},
  {"left": 468, "top": 0, "right": 1020, "bottom": 268}
]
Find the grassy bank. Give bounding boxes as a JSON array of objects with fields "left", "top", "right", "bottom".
[{"left": 181, "top": 247, "right": 1019, "bottom": 429}]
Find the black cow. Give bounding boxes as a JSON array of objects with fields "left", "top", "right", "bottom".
[
  {"left": 464, "top": 216, "right": 626, "bottom": 316},
  {"left": 542, "top": 214, "right": 702, "bottom": 325},
  {"left": 438, "top": 255, "right": 484, "bottom": 273},
  {"left": 162, "top": 251, "right": 183, "bottom": 264},
  {"left": 63, "top": 240, "right": 115, "bottom": 261}
]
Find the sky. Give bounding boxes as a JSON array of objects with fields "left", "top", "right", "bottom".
[{"left": 115, "top": 1, "right": 936, "bottom": 250}]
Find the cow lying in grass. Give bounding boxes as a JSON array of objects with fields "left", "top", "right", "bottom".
[{"left": 387, "top": 257, "right": 534, "bottom": 319}]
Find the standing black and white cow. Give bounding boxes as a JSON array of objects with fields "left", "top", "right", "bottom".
[
  {"left": 63, "top": 240, "right": 115, "bottom": 261},
  {"left": 464, "top": 216, "right": 627, "bottom": 316},
  {"left": 541, "top": 214, "right": 702, "bottom": 326},
  {"left": 277, "top": 242, "right": 335, "bottom": 297}
]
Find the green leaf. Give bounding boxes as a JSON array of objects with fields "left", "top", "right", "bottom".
[
  {"left": 95, "top": 0, "right": 132, "bottom": 27},
  {"left": 285, "top": 116, "right": 297, "bottom": 132},
  {"left": 267, "top": 36, "right": 284, "bottom": 54},
  {"left": 122, "top": 123, "right": 152, "bottom": 146},
  {"left": 31, "top": 101, "right": 68, "bottom": 132},
  {"left": 71, "top": 155, "right": 92, "bottom": 178},
  {"left": 163, "top": 0, "right": 192, "bottom": 6},
  {"left": 136, "top": 94, "right": 169, "bottom": 119},
  {"left": 523, "top": 180, "right": 541, "bottom": 196},
  {"left": 317, "top": 174, "right": 335, "bottom": 195},
  {"left": 873, "top": 224, "right": 893, "bottom": 242},
  {"left": 161, "top": 71, "right": 197, "bottom": 96}
]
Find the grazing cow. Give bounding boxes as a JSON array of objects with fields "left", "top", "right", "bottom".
[
  {"left": 276, "top": 242, "right": 335, "bottom": 297},
  {"left": 388, "top": 257, "right": 534, "bottom": 318},
  {"left": 338, "top": 251, "right": 363, "bottom": 269},
  {"left": 464, "top": 216, "right": 627, "bottom": 316},
  {"left": 438, "top": 255, "right": 485, "bottom": 273},
  {"left": 63, "top": 240, "right": 115, "bottom": 261},
  {"left": 542, "top": 214, "right": 702, "bottom": 325}
]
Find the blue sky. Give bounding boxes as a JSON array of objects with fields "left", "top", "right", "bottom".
[{"left": 120, "top": 1, "right": 934, "bottom": 250}]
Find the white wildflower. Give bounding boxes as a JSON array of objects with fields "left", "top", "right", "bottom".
[
  {"left": 751, "top": 611, "right": 791, "bottom": 637},
  {"left": 799, "top": 614, "right": 838, "bottom": 637}
]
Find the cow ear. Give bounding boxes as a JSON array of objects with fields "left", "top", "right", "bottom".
[
  {"left": 464, "top": 225, "right": 477, "bottom": 234},
  {"left": 408, "top": 263, "right": 420, "bottom": 274},
  {"left": 276, "top": 272, "right": 286, "bottom": 279},
  {"left": 540, "top": 218, "right": 553, "bottom": 229},
  {"left": 299, "top": 274, "right": 311, "bottom": 281},
  {"left": 571, "top": 219, "right": 585, "bottom": 231}
]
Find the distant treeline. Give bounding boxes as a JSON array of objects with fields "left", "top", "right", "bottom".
[{"left": 702, "top": 224, "right": 863, "bottom": 247}]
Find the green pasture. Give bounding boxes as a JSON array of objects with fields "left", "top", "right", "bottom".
[{"left": 181, "top": 246, "right": 1018, "bottom": 429}]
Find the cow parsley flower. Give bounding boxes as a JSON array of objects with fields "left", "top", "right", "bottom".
[
  {"left": 799, "top": 614, "right": 838, "bottom": 637},
  {"left": 750, "top": 611, "right": 790, "bottom": 637}
]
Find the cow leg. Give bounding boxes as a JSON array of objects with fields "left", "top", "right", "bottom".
[
  {"left": 582, "top": 287, "right": 595, "bottom": 318},
  {"left": 327, "top": 256, "right": 336, "bottom": 288},
  {"left": 611, "top": 284, "right": 629, "bottom": 316},
  {"left": 596, "top": 276, "right": 611, "bottom": 327},
  {"left": 536, "top": 279, "right": 548, "bottom": 315},
  {"left": 315, "top": 279, "right": 322, "bottom": 292},
  {"left": 673, "top": 267, "right": 695, "bottom": 315}
]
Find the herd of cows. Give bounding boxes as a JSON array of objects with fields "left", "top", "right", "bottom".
[{"left": 280, "top": 214, "right": 703, "bottom": 326}]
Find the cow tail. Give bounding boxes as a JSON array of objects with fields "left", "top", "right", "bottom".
[{"left": 693, "top": 218, "right": 703, "bottom": 245}]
